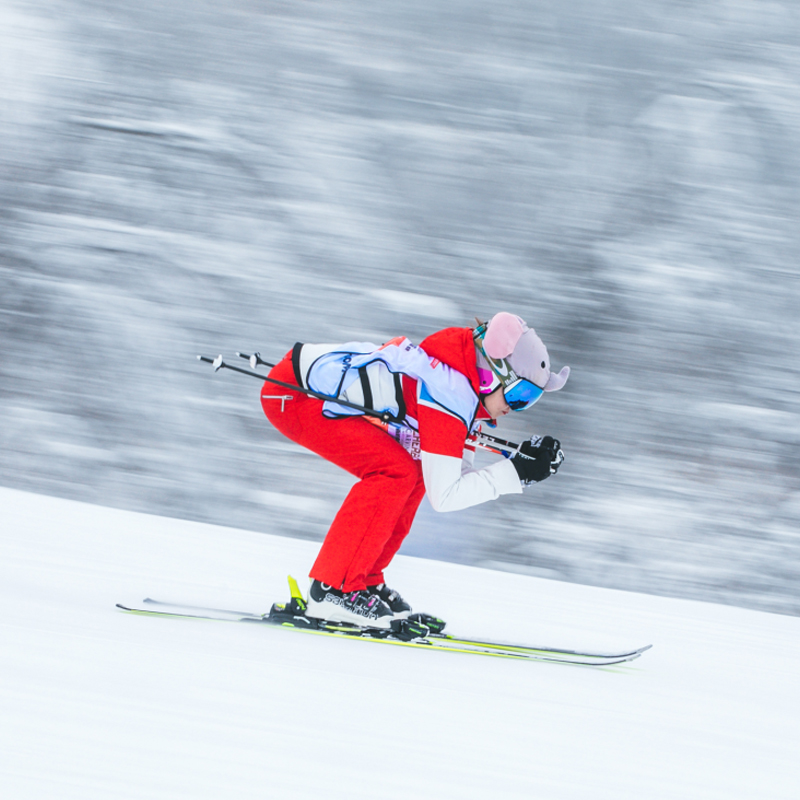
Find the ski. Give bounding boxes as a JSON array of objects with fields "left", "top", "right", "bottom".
[
  {"left": 116, "top": 603, "right": 641, "bottom": 665},
  {"left": 431, "top": 633, "right": 652, "bottom": 661},
  {"left": 137, "top": 597, "right": 651, "bottom": 661},
  {"left": 117, "top": 596, "right": 650, "bottom": 666}
]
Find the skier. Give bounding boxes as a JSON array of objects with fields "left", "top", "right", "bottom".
[{"left": 260, "top": 312, "right": 569, "bottom": 629}]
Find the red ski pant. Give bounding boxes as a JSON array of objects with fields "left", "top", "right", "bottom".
[{"left": 261, "top": 356, "right": 426, "bottom": 592}]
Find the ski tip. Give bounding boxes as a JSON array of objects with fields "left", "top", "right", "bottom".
[{"left": 618, "top": 644, "right": 653, "bottom": 662}]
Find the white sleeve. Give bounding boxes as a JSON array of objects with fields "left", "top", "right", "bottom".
[
  {"left": 422, "top": 451, "right": 523, "bottom": 512},
  {"left": 461, "top": 445, "right": 477, "bottom": 468}
]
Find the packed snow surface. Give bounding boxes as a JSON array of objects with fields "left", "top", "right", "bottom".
[{"left": 2, "top": 486, "right": 799, "bottom": 799}]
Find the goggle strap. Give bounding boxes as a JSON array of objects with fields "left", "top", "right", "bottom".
[{"left": 474, "top": 334, "right": 520, "bottom": 390}]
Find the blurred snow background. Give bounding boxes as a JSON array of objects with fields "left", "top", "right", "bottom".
[{"left": 1, "top": 0, "right": 799, "bottom": 614}]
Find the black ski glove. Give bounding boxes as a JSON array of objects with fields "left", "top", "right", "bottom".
[{"left": 510, "top": 435, "right": 564, "bottom": 486}]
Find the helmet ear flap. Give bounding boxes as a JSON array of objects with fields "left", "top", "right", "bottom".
[{"left": 483, "top": 312, "right": 527, "bottom": 359}]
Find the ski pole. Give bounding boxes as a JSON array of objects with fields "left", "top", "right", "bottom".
[
  {"left": 472, "top": 431, "right": 553, "bottom": 461},
  {"left": 472, "top": 431, "right": 522, "bottom": 457},
  {"left": 199, "top": 353, "right": 532, "bottom": 458},
  {"left": 475, "top": 431, "right": 565, "bottom": 470},
  {"left": 197, "top": 354, "right": 402, "bottom": 423},
  {"left": 236, "top": 351, "right": 274, "bottom": 370}
]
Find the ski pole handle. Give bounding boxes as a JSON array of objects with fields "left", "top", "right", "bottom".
[{"left": 474, "top": 432, "right": 564, "bottom": 470}]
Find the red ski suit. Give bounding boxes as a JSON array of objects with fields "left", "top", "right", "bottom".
[{"left": 261, "top": 327, "right": 512, "bottom": 592}]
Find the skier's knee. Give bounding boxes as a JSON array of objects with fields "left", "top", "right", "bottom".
[{"left": 365, "top": 460, "right": 420, "bottom": 490}]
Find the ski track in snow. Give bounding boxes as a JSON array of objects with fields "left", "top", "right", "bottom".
[{"left": 2, "top": 486, "right": 799, "bottom": 800}]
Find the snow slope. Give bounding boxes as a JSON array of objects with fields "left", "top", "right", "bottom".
[{"left": 2, "top": 486, "right": 799, "bottom": 800}]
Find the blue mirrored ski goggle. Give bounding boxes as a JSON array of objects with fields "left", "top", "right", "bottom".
[{"left": 503, "top": 378, "right": 544, "bottom": 411}]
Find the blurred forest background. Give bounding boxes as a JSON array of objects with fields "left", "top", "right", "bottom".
[{"left": 1, "top": 0, "right": 798, "bottom": 614}]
